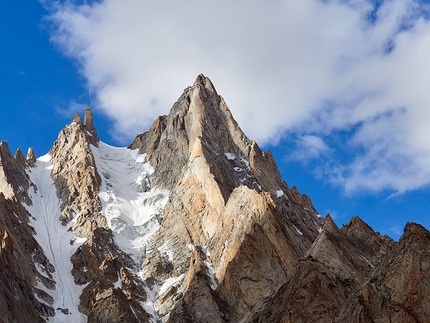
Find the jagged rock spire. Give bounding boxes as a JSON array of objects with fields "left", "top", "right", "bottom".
[
  {"left": 72, "top": 112, "right": 82, "bottom": 124},
  {"left": 14, "top": 148, "right": 26, "bottom": 166},
  {"left": 84, "top": 107, "right": 94, "bottom": 131},
  {"left": 68, "top": 107, "right": 100, "bottom": 147},
  {"left": 26, "top": 148, "right": 36, "bottom": 167},
  {"left": 84, "top": 107, "right": 99, "bottom": 146}
]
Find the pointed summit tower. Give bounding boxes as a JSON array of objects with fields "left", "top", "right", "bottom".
[
  {"left": 129, "top": 74, "right": 324, "bottom": 321},
  {"left": 83, "top": 107, "right": 99, "bottom": 146}
]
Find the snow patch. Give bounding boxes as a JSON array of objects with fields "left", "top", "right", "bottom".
[
  {"left": 225, "top": 152, "right": 261, "bottom": 190},
  {"left": 113, "top": 272, "right": 122, "bottom": 289},
  {"left": 201, "top": 247, "right": 218, "bottom": 290},
  {"left": 241, "top": 157, "right": 250, "bottom": 170},
  {"left": 293, "top": 225, "right": 303, "bottom": 236},
  {"left": 159, "top": 274, "right": 185, "bottom": 296},
  {"left": 158, "top": 241, "right": 174, "bottom": 263},
  {"left": 276, "top": 190, "right": 284, "bottom": 197},
  {"left": 224, "top": 152, "right": 236, "bottom": 160},
  {"left": 361, "top": 255, "right": 375, "bottom": 268}
]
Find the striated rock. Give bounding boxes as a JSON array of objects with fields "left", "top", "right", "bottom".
[
  {"left": 306, "top": 214, "right": 394, "bottom": 281},
  {"left": 337, "top": 222, "right": 430, "bottom": 322},
  {"left": 251, "top": 214, "right": 430, "bottom": 323},
  {"left": 251, "top": 259, "right": 352, "bottom": 323},
  {"left": 165, "top": 246, "right": 228, "bottom": 323}
]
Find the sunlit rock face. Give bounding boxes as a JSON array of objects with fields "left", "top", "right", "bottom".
[{"left": 1, "top": 75, "right": 430, "bottom": 323}]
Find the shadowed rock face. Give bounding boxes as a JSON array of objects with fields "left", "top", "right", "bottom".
[
  {"left": 1, "top": 75, "right": 430, "bottom": 322},
  {"left": 0, "top": 143, "right": 55, "bottom": 322}
]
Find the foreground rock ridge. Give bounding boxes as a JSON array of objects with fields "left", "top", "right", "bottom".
[{"left": 0, "top": 75, "right": 429, "bottom": 322}]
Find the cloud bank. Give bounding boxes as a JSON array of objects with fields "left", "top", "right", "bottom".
[{"left": 46, "top": 0, "right": 430, "bottom": 194}]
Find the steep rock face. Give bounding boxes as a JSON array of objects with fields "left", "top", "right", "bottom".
[
  {"left": 306, "top": 215, "right": 394, "bottom": 282},
  {"left": 250, "top": 214, "right": 430, "bottom": 323},
  {"left": 0, "top": 141, "right": 33, "bottom": 204},
  {"left": 130, "top": 74, "right": 324, "bottom": 322},
  {"left": 250, "top": 214, "right": 395, "bottom": 322},
  {"left": 338, "top": 223, "right": 430, "bottom": 322}
]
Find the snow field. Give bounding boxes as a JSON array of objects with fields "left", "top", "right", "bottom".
[{"left": 91, "top": 142, "right": 169, "bottom": 264}]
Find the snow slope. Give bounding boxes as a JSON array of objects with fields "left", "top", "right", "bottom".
[
  {"left": 92, "top": 143, "right": 172, "bottom": 322},
  {"left": 91, "top": 142, "right": 169, "bottom": 265},
  {"left": 26, "top": 154, "right": 87, "bottom": 323}
]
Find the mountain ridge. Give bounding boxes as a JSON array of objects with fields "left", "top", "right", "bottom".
[{"left": 0, "top": 74, "right": 429, "bottom": 322}]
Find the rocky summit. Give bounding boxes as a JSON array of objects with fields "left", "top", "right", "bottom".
[{"left": 0, "top": 74, "right": 429, "bottom": 323}]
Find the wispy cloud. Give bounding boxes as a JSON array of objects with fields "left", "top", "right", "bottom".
[
  {"left": 288, "top": 135, "right": 331, "bottom": 162},
  {"left": 55, "top": 100, "right": 87, "bottom": 118},
  {"left": 45, "top": 0, "right": 430, "bottom": 194},
  {"left": 390, "top": 225, "right": 403, "bottom": 237}
]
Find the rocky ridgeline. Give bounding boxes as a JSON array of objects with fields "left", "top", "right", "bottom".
[{"left": 0, "top": 75, "right": 429, "bottom": 322}]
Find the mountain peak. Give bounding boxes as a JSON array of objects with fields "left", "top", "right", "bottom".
[
  {"left": 193, "top": 73, "right": 218, "bottom": 93},
  {"left": 26, "top": 147, "right": 36, "bottom": 167},
  {"left": 2, "top": 75, "right": 430, "bottom": 322},
  {"left": 129, "top": 75, "right": 287, "bottom": 196}
]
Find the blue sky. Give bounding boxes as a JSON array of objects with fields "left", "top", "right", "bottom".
[{"left": 2, "top": 0, "right": 430, "bottom": 240}]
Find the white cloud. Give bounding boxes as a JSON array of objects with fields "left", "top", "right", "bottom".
[
  {"left": 288, "top": 135, "right": 331, "bottom": 162},
  {"left": 46, "top": 0, "right": 430, "bottom": 194}
]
